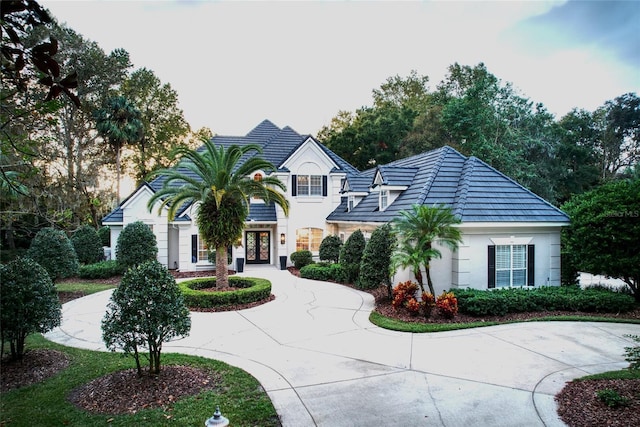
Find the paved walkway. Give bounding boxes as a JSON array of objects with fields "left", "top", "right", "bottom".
[{"left": 46, "top": 267, "right": 640, "bottom": 426}]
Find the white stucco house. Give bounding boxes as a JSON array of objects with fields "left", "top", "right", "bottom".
[{"left": 103, "top": 119, "right": 570, "bottom": 295}]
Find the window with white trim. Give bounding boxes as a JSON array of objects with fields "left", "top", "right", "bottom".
[
  {"left": 296, "top": 227, "right": 323, "bottom": 252},
  {"left": 348, "top": 195, "right": 355, "bottom": 211},
  {"left": 495, "top": 244, "right": 527, "bottom": 287},
  {"left": 379, "top": 190, "right": 389, "bottom": 211},
  {"left": 197, "top": 237, "right": 209, "bottom": 262},
  {"left": 297, "top": 175, "right": 323, "bottom": 196}
]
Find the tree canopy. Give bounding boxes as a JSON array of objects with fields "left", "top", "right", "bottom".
[{"left": 562, "top": 179, "right": 640, "bottom": 301}]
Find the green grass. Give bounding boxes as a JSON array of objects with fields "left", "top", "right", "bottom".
[
  {"left": 369, "top": 311, "right": 640, "bottom": 333},
  {"left": 56, "top": 282, "right": 117, "bottom": 295},
  {"left": 0, "top": 334, "right": 280, "bottom": 426},
  {"left": 577, "top": 368, "right": 640, "bottom": 381}
]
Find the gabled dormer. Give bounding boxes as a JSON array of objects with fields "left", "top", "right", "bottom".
[
  {"left": 340, "top": 176, "right": 370, "bottom": 211},
  {"left": 371, "top": 166, "right": 417, "bottom": 211},
  {"left": 281, "top": 136, "right": 341, "bottom": 200}
]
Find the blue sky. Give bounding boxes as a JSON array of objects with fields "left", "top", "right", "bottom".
[{"left": 40, "top": 0, "right": 639, "bottom": 136}]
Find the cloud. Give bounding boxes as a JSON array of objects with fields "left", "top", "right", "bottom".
[{"left": 513, "top": 0, "right": 640, "bottom": 68}]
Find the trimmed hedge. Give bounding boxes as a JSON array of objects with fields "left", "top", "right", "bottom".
[
  {"left": 452, "top": 286, "right": 636, "bottom": 317},
  {"left": 299, "top": 263, "right": 344, "bottom": 282},
  {"left": 290, "top": 250, "right": 313, "bottom": 269},
  {"left": 78, "top": 260, "right": 124, "bottom": 279},
  {"left": 179, "top": 276, "right": 271, "bottom": 308}
]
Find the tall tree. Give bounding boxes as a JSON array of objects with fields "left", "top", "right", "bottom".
[
  {"left": 391, "top": 204, "right": 462, "bottom": 296},
  {"left": 148, "top": 140, "right": 289, "bottom": 287},
  {"left": 554, "top": 108, "right": 602, "bottom": 203},
  {"left": 120, "top": 68, "right": 191, "bottom": 183},
  {"left": 562, "top": 178, "right": 640, "bottom": 301},
  {"left": 319, "top": 71, "right": 430, "bottom": 170},
  {"left": 95, "top": 96, "right": 143, "bottom": 202}
]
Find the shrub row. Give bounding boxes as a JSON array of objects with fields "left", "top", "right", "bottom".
[
  {"left": 299, "top": 263, "right": 344, "bottom": 282},
  {"left": 453, "top": 286, "right": 636, "bottom": 317},
  {"left": 78, "top": 260, "right": 124, "bottom": 279},
  {"left": 179, "top": 277, "right": 271, "bottom": 308}
]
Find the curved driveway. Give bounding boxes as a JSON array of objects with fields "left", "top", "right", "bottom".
[{"left": 46, "top": 267, "right": 640, "bottom": 426}]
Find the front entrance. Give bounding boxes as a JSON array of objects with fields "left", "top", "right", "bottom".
[{"left": 246, "top": 231, "right": 270, "bottom": 264}]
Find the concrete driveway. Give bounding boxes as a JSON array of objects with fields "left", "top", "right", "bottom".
[{"left": 46, "top": 267, "right": 640, "bottom": 426}]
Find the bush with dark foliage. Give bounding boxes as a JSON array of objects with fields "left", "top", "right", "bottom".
[
  {"left": 26, "top": 228, "right": 78, "bottom": 280},
  {"left": 115, "top": 221, "right": 158, "bottom": 270},
  {"left": 319, "top": 235, "right": 342, "bottom": 263},
  {"left": 72, "top": 225, "right": 104, "bottom": 265},
  {"left": 102, "top": 261, "right": 190, "bottom": 376},
  {"left": 0, "top": 257, "right": 61, "bottom": 360},
  {"left": 290, "top": 250, "right": 313, "bottom": 269},
  {"left": 358, "top": 224, "right": 394, "bottom": 291},
  {"left": 339, "top": 230, "right": 365, "bottom": 284}
]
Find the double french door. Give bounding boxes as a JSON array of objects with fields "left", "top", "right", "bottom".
[{"left": 245, "top": 231, "right": 270, "bottom": 264}]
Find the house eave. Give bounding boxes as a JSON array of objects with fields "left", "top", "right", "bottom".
[{"left": 457, "top": 221, "right": 570, "bottom": 229}]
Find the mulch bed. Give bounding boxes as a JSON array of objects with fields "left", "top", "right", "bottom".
[
  {"left": 67, "top": 365, "right": 220, "bottom": 415},
  {"left": 0, "top": 349, "right": 71, "bottom": 393},
  {"left": 556, "top": 379, "right": 640, "bottom": 427}
]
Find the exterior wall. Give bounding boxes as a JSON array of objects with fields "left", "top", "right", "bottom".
[
  {"left": 335, "top": 222, "right": 564, "bottom": 296},
  {"left": 455, "top": 225, "right": 563, "bottom": 289},
  {"left": 278, "top": 140, "right": 346, "bottom": 265}
]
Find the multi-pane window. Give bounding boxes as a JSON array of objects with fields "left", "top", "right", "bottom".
[
  {"left": 496, "top": 244, "right": 527, "bottom": 287},
  {"left": 297, "top": 175, "right": 323, "bottom": 196},
  {"left": 197, "top": 236, "right": 209, "bottom": 262},
  {"left": 348, "top": 195, "right": 355, "bottom": 211},
  {"left": 296, "top": 227, "right": 323, "bottom": 252},
  {"left": 380, "top": 190, "right": 389, "bottom": 210}
]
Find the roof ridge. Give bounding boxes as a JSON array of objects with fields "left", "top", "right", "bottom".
[
  {"left": 416, "top": 146, "right": 450, "bottom": 205},
  {"left": 453, "top": 156, "right": 476, "bottom": 219}
]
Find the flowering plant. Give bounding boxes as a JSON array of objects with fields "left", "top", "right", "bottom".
[{"left": 436, "top": 291, "right": 458, "bottom": 319}]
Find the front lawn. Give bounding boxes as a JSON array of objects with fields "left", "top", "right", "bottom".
[{"left": 0, "top": 334, "right": 280, "bottom": 426}]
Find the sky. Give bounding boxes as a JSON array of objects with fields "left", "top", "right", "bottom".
[{"left": 40, "top": 0, "right": 640, "bottom": 137}]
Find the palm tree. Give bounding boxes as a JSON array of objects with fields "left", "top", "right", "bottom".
[
  {"left": 147, "top": 139, "right": 289, "bottom": 287},
  {"left": 95, "top": 96, "right": 144, "bottom": 202},
  {"left": 391, "top": 204, "right": 462, "bottom": 296}
]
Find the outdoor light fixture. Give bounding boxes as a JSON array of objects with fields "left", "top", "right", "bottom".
[
  {"left": 280, "top": 233, "right": 286, "bottom": 245},
  {"left": 205, "top": 406, "right": 229, "bottom": 426}
]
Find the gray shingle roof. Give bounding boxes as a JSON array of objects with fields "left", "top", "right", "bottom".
[
  {"left": 103, "top": 120, "right": 359, "bottom": 224},
  {"left": 327, "top": 146, "right": 569, "bottom": 224},
  {"left": 247, "top": 203, "right": 277, "bottom": 222}
]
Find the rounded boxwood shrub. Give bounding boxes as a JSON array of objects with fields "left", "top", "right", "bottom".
[
  {"left": 72, "top": 225, "right": 104, "bottom": 265},
  {"left": 290, "top": 250, "right": 313, "bottom": 269},
  {"left": 0, "top": 257, "right": 61, "bottom": 359},
  {"left": 319, "top": 235, "right": 342, "bottom": 263},
  {"left": 27, "top": 227, "right": 79, "bottom": 280},
  {"left": 179, "top": 276, "right": 272, "bottom": 309},
  {"left": 115, "top": 221, "right": 158, "bottom": 270}
]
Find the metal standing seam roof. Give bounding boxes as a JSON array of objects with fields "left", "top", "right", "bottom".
[{"left": 327, "top": 146, "right": 570, "bottom": 224}]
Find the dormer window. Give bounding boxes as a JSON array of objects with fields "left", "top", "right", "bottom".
[
  {"left": 348, "top": 195, "right": 355, "bottom": 211},
  {"left": 380, "top": 190, "right": 389, "bottom": 211},
  {"left": 253, "top": 173, "right": 263, "bottom": 181}
]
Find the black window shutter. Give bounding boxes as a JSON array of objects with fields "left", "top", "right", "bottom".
[
  {"left": 527, "top": 244, "right": 535, "bottom": 286},
  {"left": 291, "top": 175, "right": 297, "bottom": 196},
  {"left": 488, "top": 245, "right": 496, "bottom": 289},
  {"left": 322, "top": 175, "right": 328, "bottom": 197},
  {"left": 191, "top": 235, "right": 197, "bottom": 263}
]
